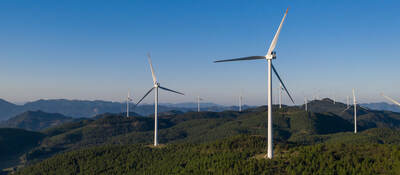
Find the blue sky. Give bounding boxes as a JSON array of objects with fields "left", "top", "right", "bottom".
[{"left": 0, "top": 0, "right": 399, "bottom": 105}]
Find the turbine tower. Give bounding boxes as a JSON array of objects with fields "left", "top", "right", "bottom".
[
  {"left": 342, "top": 89, "right": 359, "bottom": 133},
  {"left": 353, "top": 88, "right": 357, "bottom": 133},
  {"left": 279, "top": 83, "right": 283, "bottom": 108},
  {"left": 126, "top": 91, "right": 133, "bottom": 117},
  {"left": 239, "top": 90, "right": 244, "bottom": 112},
  {"left": 381, "top": 93, "right": 400, "bottom": 107},
  {"left": 135, "top": 53, "right": 184, "bottom": 146},
  {"left": 197, "top": 96, "right": 203, "bottom": 112},
  {"left": 214, "top": 8, "right": 294, "bottom": 159},
  {"left": 333, "top": 93, "right": 336, "bottom": 104},
  {"left": 304, "top": 96, "right": 308, "bottom": 111}
]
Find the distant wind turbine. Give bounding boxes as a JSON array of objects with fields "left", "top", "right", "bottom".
[
  {"left": 239, "top": 92, "right": 243, "bottom": 112},
  {"left": 214, "top": 8, "right": 294, "bottom": 159},
  {"left": 126, "top": 91, "right": 133, "bottom": 117},
  {"left": 342, "top": 88, "right": 358, "bottom": 133},
  {"left": 197, "top": 96, "right": 203, "bottom": 112},
  {"left": 135, "top": 53, "right": 184, "bottom": 146},
  {"left": 381, "top": 93, "right": 400, "bottom": 107}
]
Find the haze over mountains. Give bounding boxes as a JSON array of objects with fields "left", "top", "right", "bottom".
[
  {"left": 361, "top": 102, "right": 400, "bottom": 113},
  {"left": 0, "top": 98, "right": 252, "bottom": 121},
  {"left": 0, "top": 98, "right": 398, "bottom": 122}
]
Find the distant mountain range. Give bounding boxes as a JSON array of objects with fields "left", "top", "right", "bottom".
[
  {"left": 361, "top": 102, "right": 400, "bottom": 113},
  {"left": 0, "top": 98, "right": 252, "bottom": 121}
]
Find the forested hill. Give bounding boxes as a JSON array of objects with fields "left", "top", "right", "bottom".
[
  {"left": 303, "top": 98, "right": 400, "bottom": 129},
  {"left": 0, "top": 128, "right": 44, "bottom": 171},
  {"left": 15, "top": 134, "right": 400, "bottom": 175},
  {"left": 2, "top": 100, "right": 400, "bottom": 174}
]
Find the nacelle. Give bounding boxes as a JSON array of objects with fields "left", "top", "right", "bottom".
[{"left": 271, "top": 51, "right": 277, "bottom": 59}]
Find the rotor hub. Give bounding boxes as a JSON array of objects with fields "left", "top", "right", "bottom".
[{"left": 266, "top": 51, "right": 277, "bottom": 60}]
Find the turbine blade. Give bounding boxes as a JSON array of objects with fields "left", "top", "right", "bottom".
[
  {"left": 381, "top": 93, "right": 400, "bottom": 107},
  {"left": 147, "top": 53, "right": 157, "bottom": 84},
  {"left": 266, "top": 7, "right": 289, "bottom": 58},
  {"left": 341, "top": 106, "right": 351, "bottom": 113},
  {"left": 135, "top": 87, "right": 155, "bottom": 106},
  {"left": 159, "top": 86, "right": 184, "bottom": 95},
  {"left": 214, "top": 56, "right": 265, "bottom": 63},
  {"left": 271, "top": 63, "right": 295, "bottom": 104}
]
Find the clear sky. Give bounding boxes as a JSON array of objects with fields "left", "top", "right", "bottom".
[{"left": 0, "top": 0, "right": 399, "bottom": 105}]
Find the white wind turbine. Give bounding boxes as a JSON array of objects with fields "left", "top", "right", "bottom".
[
  {"left": 197, "top": 96, "right": 203, "bottom": 112},
  {"left": 342, "top": 88, "right": 358, "bottom": 133},
  {"left": 214, "top": 8, "right": 294, "bottom": 159},
  {"left": 126, "top": 91, "right": 133, "bottom": 117},
  {"left": 135, "top": 53, "right": 184, "bottom": 146},
  {"left": 381, "top": 93, "right": 400, "bottom": 107}
]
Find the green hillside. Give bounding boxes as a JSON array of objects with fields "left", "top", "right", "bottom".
[
  {"left": 0, "top": 128, "right": 44, "bottom": 171},
  {"left": 22, "top": 103, "right": 400, "bottom": 166},
  {"left": 2, "top": 101, "right": 400, "bottom": 174},
  {"left": 15, "top": 135, "right": 400, "bottom": 175},
  {"left": 24, "top": 107, "right": 352, "bottom": 161},
  {"left": 306, "top": 99, "right": 400, "bottom": 131}
]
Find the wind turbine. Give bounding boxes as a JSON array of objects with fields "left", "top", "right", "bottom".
[
  {"left": 197, "top": 96, "right": 203, "bottom": 112},
  {"left": 214, "top": 8, "right": 294, "bottom": 159},
  {"left": 126, "top": 91, "right": 133, "bottom": 117},
  {"left": 135, "top": 53, "right": 184, "bottom": 146},
  {"left": 342, "top": 88, "right": 357, "bottom": 133},
  {"left": 381, "top": 93, "right": 400, "bottom": 107}
]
